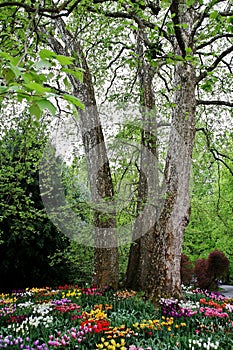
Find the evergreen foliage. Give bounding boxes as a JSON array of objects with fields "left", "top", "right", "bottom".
[{"left": 0, "top": 116, "right": 72, "bottom": 291}]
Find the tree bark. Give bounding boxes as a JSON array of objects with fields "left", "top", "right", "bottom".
[
  {"left": 43, "top": 18, "right": 119, "bottom": 290},
  {"left": 126, "top": 29, "right": 159, "bottom": 290},
  {"left": 145, "top": 2, "right": 197, "bottom": 303}
]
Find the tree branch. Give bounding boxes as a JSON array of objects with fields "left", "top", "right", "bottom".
[
  {"left": 197, "top": 46, "right": 233, "bottom": 82},
  {"left": 0, "top": 0, "right": 109, "bottom": 18},
  {"left": 197, "top": 100, "right": 233, "bottom": 108},
  {"left": 147, "top": 1, "right": 160, "bottom": 15},
  {"left": 106, "top": 47, "right": 127, "bottom": 70},
  {"left": 170, "top": 0, "right": 186, "bottom": 57},
  {"left": 0, "top": 0, "right": 72, "bottom": 15},
  {"left": 197, "top": 127, "right": 233, "bottom": 176},
  {"left": 196, "top": 34, "right": 233, "bottom": 51},
  {"left": 91, "top": 7, "right": 171, "bottom": 43},
  {"left": 102, "top": 63, "right": 125, "bottom": 103},
  {"left": 219, "top": 10, "right": 233, "bottom": 16},
  {"left": 191, "top": 0, "right": 229, "bottom": 39}
]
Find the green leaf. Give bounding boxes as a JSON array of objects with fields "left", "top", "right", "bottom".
[
  {"left": 185, "top": 47, "right": 192, "bottom": 54},
  {"left": 210, "top": 10, "right": 219, "bottom": 19},
  {"left": 178, "top": 23, "right": 189, "bottom": 29},
  {"left": 63, "top": 94, "right": 85, "bottom": 109},
  {"left": 186, "top": 0, "right": 196, "bottom": 6},
  {"left": 175, "top": 55, "right": 184, "bottom": 61},
  {"left": 0, "top": 52, "right": 12, "bottom": 61},
  {"left": 0, "top": 86, "right": 8, "bottom": 94},
  {"left": 22, "top": 72, "right": 35, "bottom": 84},
  {"left": 33, "top": 59, "right": 52, "bottom": 69},
  {"left": 29, "top": 104, "right": 42, "bottom": 118},
  {"left": 200, "top": 80, "right": 213, "bottom": 93},
  {"left": 56, "top": 55, "right": 75, "bottom": 66},
  {"left": 61, "top": 68, "right": 84, "bottom": 82},
  {"left": 47, "top": 72, "right": 54, "bottom": 80},
  {"left": 23, "top": 82, "right": 51, "bottom": 93},
  {"left": 185, "top": 55, "right": 194, "bottom": 62},
  {"left": 3, "top": 68, "right": 15, "bottom": 83},
  {"left": 37, "top": 99, "right": 56, "bottom": 116},
  {"left": 39, "top": 49, "right": 56, "bottom": 60},
  {"left": 7, "top": 85, "right": 21, "bottom": 92},
  {"left": 63, "top": 76, "right": 70, "bottom": 88}
]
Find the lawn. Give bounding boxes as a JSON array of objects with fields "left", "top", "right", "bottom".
[{"left": 0, "top": 285, "right": 232, "bottom": 349}]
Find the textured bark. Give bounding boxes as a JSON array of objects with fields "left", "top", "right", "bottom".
[
  {"left": 146, "top": 2, "right": 197, "bottom": 303},
  {"left": 126, "top": 30, "right": 158, "bottom": 290},
  {"left": 43, "top": 18, "right": 118, "bottom": 290}
]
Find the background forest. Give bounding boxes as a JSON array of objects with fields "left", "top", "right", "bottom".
[{"left": 0, "top": 0, "right": 232, "bottom": 297}]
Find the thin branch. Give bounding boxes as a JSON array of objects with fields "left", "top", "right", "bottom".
[
  {"left": 0, "top": 0, "right": 109, "bottom": 18},
  {"left": 102, "top": 63, "right": 125, "bottom": 102},
  {"left": 197, "top": 127, "right": 233, "bottom": 176},
  {"left": 197, "top": 46, "right": 233, "bottom": 82},
  {"left": 191, "top": 0, "right": 227, "bottom": 39},
  {"left": 92, "top": 7, "right": 171, "bottom": 43},
  {"left": 197, "top": 100, "right": 233, "bottom": 108},
  {"left": 157, "top": 122, "right": 171, "bottom": 128},
  {"left": 159, "top": 91, "right": 170, "bottom": 104},
  {"left": 116, "top": 150, "right": 138, "bottom": 194},
  {"left": 95, "top": 9, "right": 132, "bottom": 20},
  {"left": 219, "top": 10, "right": 233, "bottom": 16},
  {"left": 106, "top": 47, "right": 127, "bottom": 70},
  {"left": 196, "top": 34, "right": 233, "bottom": 51},
  {"left": 0, "top": 0, "right": 71, "bottom": 15},
  {"left": 157, "top": 71, "right": 171, "bottom": 93},
  {"left": 211, "top": 155, "right": 233, "bottom": 177},
  {"left": 222, "top": 59, "right": 232, "bottom": 74}
]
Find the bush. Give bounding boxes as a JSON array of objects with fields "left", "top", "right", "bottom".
[
  {"left": 194, "top": 258, "right": 212, "bottom": 289},
  {"left": 49, "top": 243, "right": 94, "bottom": 287},
  {"left": 0, "top": 120, "right": 71, "bottom": 291},
  {"left": 194, "top": 250, "right": 230, "bottom": 290},
  {"left": 207, "top": 249, "right": 229, "bottom": 283},
  {"left": 180, "top": 253, "right": 194, "bottom": 285}
]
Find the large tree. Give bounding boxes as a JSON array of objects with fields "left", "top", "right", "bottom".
[
  {"left": 81, "top": 0, "right": 232, "bottom": 302},
  {"left": 40, "top": 17, "right": 119, "bottom": 290}
]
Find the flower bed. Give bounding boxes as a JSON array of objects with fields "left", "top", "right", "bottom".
[{"left": 0, "top": 285, "right": 232, "bottom": 349}]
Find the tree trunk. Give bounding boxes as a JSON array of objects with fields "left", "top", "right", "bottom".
[
  {"left": 146, "top": 2, "right": 197, "bottom": 303},
  {"left": 126, "top": 29, "right": 159, "bottom": 290},
  {"left": 43, "top": 18, "right": 118, "bottom": 290}
]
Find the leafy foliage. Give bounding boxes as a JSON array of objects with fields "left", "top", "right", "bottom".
[
  {"left": 194, "top": 250, "right": 229, "bottom": 290},
  {"left": 194, "top": 258, "right": 212, "bottom": 290},
  {"left": 49, "top": 242, "right": 94, "bottom": 286},
  {"left": 207, "top": 250, "right": 230, "bottom": 282},
  {"left": 183, "top": 130, "right": 233, "bottom": 283},
  {"left": 0, "top": 49, "right": 84, "bottom": 118},
  {"left": 180, "top": 254, "right": 194, "bottom": 286},
  {"left": 0, "top": 115, "right": 72, "bottom": 291}
]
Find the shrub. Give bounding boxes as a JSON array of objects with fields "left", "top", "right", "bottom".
[
  {"left": 194, "top": 250, "right": 230, "bottom": 290},
  {"left": 180, "top": 253, "right": 194, "bottom": 286},
  {"left": 194, "top": 258, "right": 212, "bottom": 290},
  {"left": 207, "top": 249, "right": 229, "bottom": 283}
]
